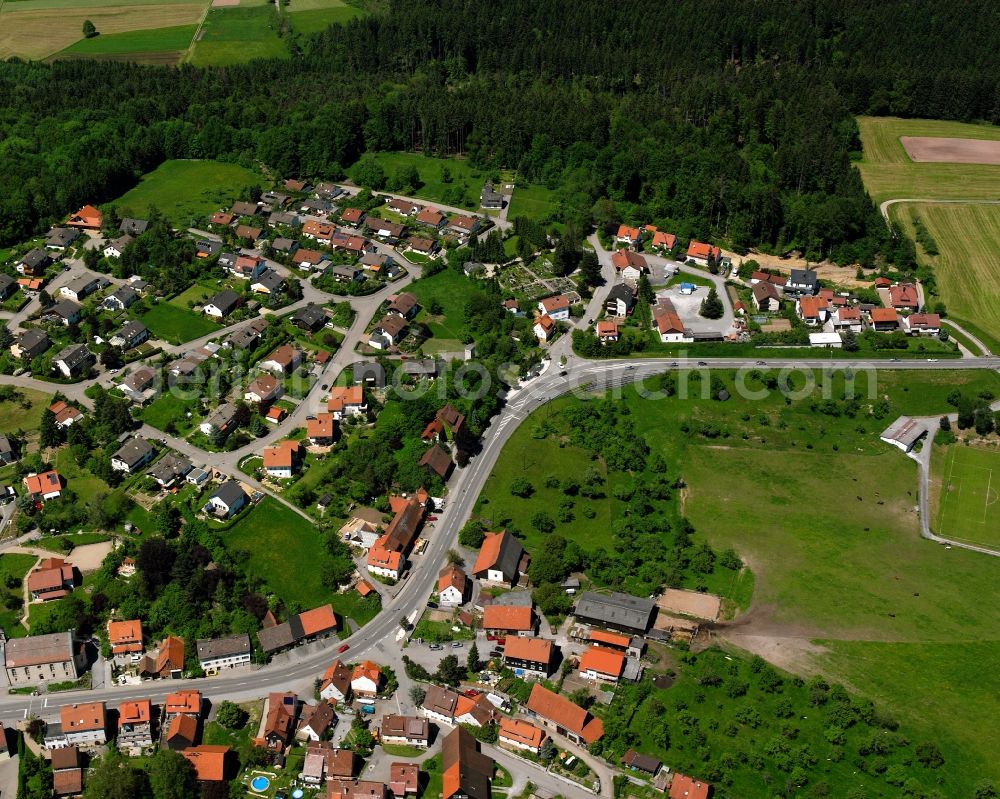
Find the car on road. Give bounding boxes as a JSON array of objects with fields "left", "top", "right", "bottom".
[
  {"left": 451, "top": 641, "right": 464, "bottom": 648},
  {"left": 426, "top": 601, "right": 438, "bottom": 609},
  {"left": 337, "top": 643, "right": 350, "bottom": 654},
  {"left": 697, "top": 361, "right": 708, "bottom": 366},
  {"left": 559, "top": 370, "right": 567, "bottom": 376},
  {"left": 321, "top": 384, "right": 328, "bottom": 390},
  {"left": 756, "top": 360, "right": 766, "bottom": 365}
]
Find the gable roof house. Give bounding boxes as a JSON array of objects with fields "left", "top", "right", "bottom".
[
  {"left": 245, "top": 373, "right": 282, "bottom": 405},
  {"left": 605, "top": 284, "right": 636, "bottom": 318},
  {"left": 319, "top": 659, "right": 353, "bottom": 702},
  {"left": 407, "top": 236, "right": 439, "bottom": 255},
  {"left": 182, "top": 745, "right": 230, "bottom": 783},
  {"left": 0, "top": 273, "right": 15, "bottom": 301},
  {"left": 117, "top": 699, "right": 154, "bottom": 749},
  {"left": 196, "top": 634, "right": 251, "bottom": 673},
  {"left": 388, "top": 197, "right": 420, "bottom": 216},
  {"left": 48, "top": 702, "right": 107, "bottom": 748},
  {"left": 53, "top": 343, "right": 93, "bottom": 378},
  {"left": 574, "top": 591, "right": 656, "bottom": 635},
  {"left": 796, "top": 295, "right": 828, "bottom": 326},
  {"left": 110, "top": 320, "right": 149, "bottom": 350},
  {"left": 442, "top": 725, "right": 494, "bottom": 799},
  {"left": 499, "top": 717, "right": 545, "bottom": 754},
  {"left": 382, "top": 496, "right": 424, "bottom": 553},
  {"left": 327, "top": 385, "right": 367, "bottom": 419},
  {"left": 203, "top": 289, "right": 241, "bottom": 319},
  {"left": 263, "top": 440, "right": 302, "bottom": 479},
  {"left": 46, "top": 299, "right": 82, "bottom": 326},
  {"left": 472, "top": 531, "right": 526, "bottom": 587},
  {"left": 482, "top": 604, "right": 536, "bottom": 637},
  {"left": 66, "top": 204, "right": 102, "bottom": 231},
  {"left": 4, "top": 631, "right": 86, "bottom": 687},
  {"left": 538, "top": 294, "right": 571, "bottom": 321},
  {"left": 889, "top": 282, "right": 920, "bottom": 310},
  {"left": 50, "top": 746, "right": 84, "bottom": 796},
  {"left": 45, "top": 227, "right": 79, "bottom": 250},
  {"left": 525, "top": 683, "right": 603, "bottom": 746},
  {"left": 366, "top": 536, "right": 404, "bottom": 580},
  {"left": 611, "top": 249, "right": 648, "bottom": 281},
  {"left": 446, "top": 214, "right": 482, "bottom": 237},
  {"left": 786, "top": 268, "right": 819, "bottom": 296},
  {"left": 350, "top": 661, "right": 382, "bottom": 699},
  {"left": 368, "top": 315, "right": 408, "bottom": 350},
  {"left": 365, "top": 217, "right": 406, "bottom": 241},
  {"left": 18, "top": 248, "right": 51, "bottom": 276},
  {"left": 871, "top": 307, "right": 900, "bottom": 331},
  {"left": 48, "top": 400, "right": 82, "bottom": 428},
  {"left": 259, "top": 344, "right": 302, "bottom": 374},
  {"left": 104, "top": 285, "right": 139, "bottom": 311},
  {"left": 438, "top": 564, "right": 468, "bottom": 607},
  {"left": 649, "top": 228, "right": 677, "bottom": 250},
  {"left": 119, "top": 217, "right": 148, "bottom": 236},
  {"left": 306, "top": 413, "right": 337, "bottom": 446},
  {"left": 26, "top": 556, "right": 75, "bottom": 600},
  {"left": 291, "top": 303, "right": 327, "bottom": 331},
  {"left": 230, "top": 254, "right": 265, "bottom": 280},
  {"left": 102, "top": 234, "right": 133, "bottom": 259},
  {"left": 251, "top": 268, "right": 285, "bottom": 295},
  {"left": 751, "top": 281, "right": 781, "bottom": 312},
  {"left": 669, "top": 774, "right": 712, "bottom": 799},
  {"left": 231, "top": 201, "right": 260, "bottom": 217},
  {"left": 60, "top": 274, "right": 101, "bottom": 302},
  {"left": 210, "top": 211, "right": 236, "bottom": 227},
  {"left": 12, "top": 328, "right": 51, "bottom": 360},
  {"left": 578, "top": 645, "right": 626, "bottom": 682},
  {"left": 653, "top": 300, "right": 691, "bottom": 344},
  {"left": 390, "top": 762, "right": 420, "bottom": 796},
  {"left": 832, "top": 306, "right": 862, "bottom": 332},
  {"left": 203, "top": 480, "right": 248, "bottom": 519},
  {"left": 388, "top": 292, "right": 419, "bottom": 319},
  {"left": 597, "top": 320, "right": 620, "bottom": 343},
  {"left": 419, "top": 444, "right": 454, "bottom": 480},
  {"left": 256, "top": 605, "right": 338, "bottom": 654},
  {"left": 480, "top": 182, "right": 504, "bottom": 210},
  {"left": 138, "top": 635, "right": 185, "bottom": 679},
  {"left": 297, "top": 701, "right": 337, "bottom": 742},
  {"left": 416, "top": 207, "right": 446, "bottom": 229},
  {"left": 685, "top": 241, "right": 721, "bottom": 266},
  {"left": 224, "top": 318, "right": 268, "bottom": 350},
  {"left": 904, "top": 312, "right": 941, "bottom": 335},
  {"left": 615, "top": 225, "right": 642, "bottom": 247},
  {"left": 111, "top": 437, "right": 155, "bottom": 474},
  {"left": 258, "top": 692, "right": 299, "bottom": 751},
  {"left": 502, "top": 637, "right": 555, "bottom": 678},
  {"left": 199, "top": 403, "right": 238, "bottom": 437},
  {"left": 380, "top": 714, "right": 430, "bottom": 748},
  {"left": 340, "top": 207, "right": 366, "bottom": 227}
]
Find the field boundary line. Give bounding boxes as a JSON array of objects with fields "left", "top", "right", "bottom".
[
  {"left": 182, "top": 0, "right": 212, "bottom": 62},
  {"left": 879, "top": 197, "right": 1000, "bottom": 222},
  {"left": 983, "top": 468, "right": 994, "bottom": 525}
]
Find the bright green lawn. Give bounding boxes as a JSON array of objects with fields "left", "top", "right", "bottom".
[
  {"left": 359, "top": 152, "right": 485, "bottom": 209},
  {"left": 140, "top": 392, "right": 201, "bottom": 435},
  {"left": 57, "top": 23, "right": 195, "bottom": 55},
  {"left": 407, "top": 269, "right": 475, "bottom": 343},
  {"left": 507, "top": 183, "right": 559, "bottom": 222},
  {"left": 932, "top": 444, "right": 999, "bottom": 547},
  {"left": 287, "top": 0, "right": 364, "bottom": 34},
  {"left": 168, "top": 280, "right": 219, "bottom": 309},
  {"left": 188, "top": 6, "right": 288, "bottom": 67},
  {"left": 139, "top": 303, "right": 219, "bottom": 344},
  {"left": 0, "top": 554, "right": 38, "bottom": 638},
  {"left": 54, "top": 448, "right": 110, "bottom": 506},
  {"left": 110, "top": 159, "right": 265, "bottom": 224},
  {"left": 0, "top": 387, "right": 52, "bottom": 434}
]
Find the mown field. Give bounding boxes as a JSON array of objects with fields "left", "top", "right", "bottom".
[
  {"left": 139, "top": 302, "right": 219, "bottom": 344},
  {"left": 187, "top": 5, "right": 288, "bottom": 67},
  {"left": 890, "top": 201, "right": 1000, "bottom": 353},
  {"left": 286, "top": 0, "right": 364, "bottom": 34},
  {"left": 930, "top": 443, "right": 1000, "bottom": 548},
  {"left": 0, "top": 0, "right": 204, "bottom": 61},
  {"left": 54, "top": 23, "right": 197, "bottom": 62},
  {"left": 110, "top": 158, "right": 264, "bottom": 224},
  {"left": 506, "top": 183, "right": 559, "bottom": 222},
  {"left": 856, "top": 116, "right": 1000, "bottom": 203},
  {"left": 480, "top": 367, "right": 1000, "bottom": 793}
]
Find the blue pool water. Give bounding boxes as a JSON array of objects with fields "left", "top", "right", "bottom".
[
  {"left": 292, "top": 791, "right": 304, "bottom": 799},
  {"left": 251, "top": 776, "right": 271, "bottom": 792}
]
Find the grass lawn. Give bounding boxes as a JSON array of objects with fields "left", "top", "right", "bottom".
[
  {"left": 0, "top": 387, "right": 52, "bottom": 435},
  {"left": 202, "top": 700, "right": 261, "bottom": 761},
  {"left": 407, "top": 269, "right": 475, "bottom": 343},
  {"left": 110, "top": 159, "right": 265, "bottom": 225},
  {"left": 55, "top": 23, "right": 195, "bottom": 59},
  {"left": 411, "top": 612, "right": 475, "bottom": 643},
  {"left": 168, "top": 279, "right": 220, "bottom": 309},
  {"left": 360, "top": 153, "right": 485, "bottom": 210},
  {"left": 0, "top": 554, "right": 38, "bottom": 638},
  {"left": 890, "top": 202, "right": 1000, "bottom": 353},
  {"left": 53, "top": 448, "right": 110, "bottom": 507},
  {"left": 287, "top": 0, "right": 365, "bottom": 35},
  {"left": 855, "top": 116, "right": 1000, "bottom": 204},
  {"left": 140, "top": 392, "right": 201, "bottom": 435},
  {"left": 931, "top": 443, "right": 1000, "bottom": 548},
  {"left": 380, "top": 743, "right": 426, "bottom": 758},
  {"left": 188, "top": 5, "right": 288, "bottom": 67},
  {"left": 139, "top": 302, "right": 219, "bottom": 344},
  {"left": 507, "top": 183, "right": 559, "bottom": 222}
]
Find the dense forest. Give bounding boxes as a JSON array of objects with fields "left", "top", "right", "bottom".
[{"left": 1, "top": 0, "right": 998, "bottom": 261}]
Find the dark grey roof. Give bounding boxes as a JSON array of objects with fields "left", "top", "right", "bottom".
[
  {"left": 45, "top": 228, "right": 78, "bottom": 248},
  {"left": 210, "top": 479, "right": 247, "bottom": 508},
  {"left": 231, "top": 201, "right": 259, "bottom": 217},
  {"left": 606, "top": 284, "right": 635, "bottom": 304},
  {"left": 50, "top": 299, "right": 81, "bottom": 319},
  {"left": 402, "top": 359, "right": 438, "bottom": 376},
  {"left": 17, "top": 328, "right": 50, "bottom": 353},
  {"left": 353, "top": 361, "right": 385, "bottom": 387},
  {"left": 326, "top": 265, "right": 360, "bottom": 279},
  {"left": 64, "top": 275, "right": 99, "bottom": 298},
  {"left": 112, "top": 437, "right": 154, "bottom": 469},
  {"left": 148, "top": 453, "right": 192, "bottom": 484},
  {"left": 573, "top": 591, "right": 656, "bottom": 633},
  {"left": 20, "top": 248, "right": 50, "bottom": 269},
  {"left": 119, "top": 218, "right": 149, "bottom": 236},
  {"left": 195, "top": 239, "right": 223, "bottom": 256},
  {"left": 112, "top": 320, "right": 147, "bottom": 345},
  {"left": 196, "top": 633, "right": 251, "bottom": 662},
  {"left": 789, "top": 268, "right": 818, "bottom": 285},
  {"left": 253, "top": 269, "right": 285, "bottom": 292},
  {"left": 271, "top": 237, "right": 297, "bottom": 253},
  {"left": 292, "top": 304, "right": 326, "bottom": 327},
  {"left": 268, "top": 211, "right": 299, "bottom": 227},
  {"left": 218, "top": 252, "right": 237, "bottom": 268},
  {"left": 106, "top": 285, "right": 138, "bottom": 308},
  {"left": 205, "top": 403, "right": 238, "bottom": 429},
  {"left": 106, "top": 234, "right": 133, "bottom": 253},
  {"left": 207, "top": 289, "right": 240, "bottom": 314},
  {"left": 0, "top": 274, "right": 14, "bottom": 292},
  {"left": 257, "top": 616, "right": 305, "bottom": 653},
  {"left": 359, "top": 252, "right": 391, "bottom": 267},
  {"left": 54, "top": 343, "right": 91, "bottom": 370}
]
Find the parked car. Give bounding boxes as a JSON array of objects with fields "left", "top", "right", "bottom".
[
  {"left": 429, "top": 643, "right": 443, "bottom": 651},
  {"left": 451, "top": 641, "right": 464, "bottom": 648}
]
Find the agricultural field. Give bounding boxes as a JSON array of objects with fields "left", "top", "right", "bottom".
[
  {"left": 187, "top": 5, "right": 288, "bottom": 67},
  {"left": 481, "top": 368, "right": 1000, "bottom": 792},
  {"left": 891, "top": 202, "right": 1000, "bottom": 353},
  {"left": 855, "top": 116, "right": 1000, "bottom": 203},
  {"left": 53, "top": 23, "right": 197, "bottom": 63},
  {"left": 286, "top": 0, "right": 364, "bottom": 35},
  {"left": 109, "top": 159, "right": 265, "bottom": 225},
  {"left": 0, "top": 0, "right": 204, "bottom": 61},
  {"left": 931, "top": 443, "right": 1000, "bottom": 548}
]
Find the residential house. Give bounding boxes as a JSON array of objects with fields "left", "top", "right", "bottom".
[
  {"left": 46, "top": 703, "right": 107, "bottom": 749},
  {"left": 669, "top": 774, "right": 712, "bottom": 799},
  {"left": 367, "top": 536, "right": 404, "bottom": 580},
  {"left": 47, "top": 300, "right": 82, "bottom": 326},
  {"left": 117, "top": 699, "right": 154, "bottom": 749},
  {"left": 164, "top": 690, "right": 202, "bottom": 722},
  {"left": 365, "top": 217, "right": 406, "bottom": 241},
  {"left": 615, "top": 225, "right": 642, "bottom": 248},
  {"left": 60, "top": 275, "right": 101, "bottom": 302},
  {"left": 327, "top": 385, "right": 367, "bottom": 419},
  {"left": 224, "top": 318, "right": 268, "bottom": 350},
  {"left": 330, "top": 781, "right": 387, "bottom": 799},
  {"left": 480, "top": 183, "right": 504, "bottom": 210},
  {"left": 533, "top": 314, "right": 555, "bottom": 342},
  {"left": 291, "top": 303, "right": 327, "bottom": 332},
  {"left": 138, "top": 635, "right": 185, "bottom": 679},
  {"left": 653, "top": 300, "right": 691, "bottom": 343},
  {"left": 685, "top": 241, "right": 721, "bottom": 266},
  {"left": 832, "top": 306, "right": 862, "bottom": 333},
  {"left": 871, "top": 307, "right": 899, "bottom": 331},
  {"left": 104, "top": 285, "right": 138, "bottom": 311},
  {"left": 472, "top": 531, "right": 526, "bottom": 587},
  {"left": 263, "top": 440, "right": 302, "bottom": 478},
  {"left": 750, "top": 271, "right": 788, "bottom": 288},
  {"left": 889, "top": 283, "right": 920, "bottom": 311},
  {"left": 416, "top": 207, "right": 446, "bottom": 229},
  {"left": 0, "top": 273, "right": 15, "bottom": 302},
  {"left": 268, "top": 211, "right": 299, "bottom": 229},
  {"left": 605, "top": 284, "right": 635, "bottom": 318},
  {"left": 319, "top": 659, "right": 352, "bottom": 703},
  {"left": 245, "top": 373, "right": 282, "bottom": 405},
  {"left": 441, "top": 726, "right": 493, "bottom": 799},
  {"left": 437, "top": 564, "right": 468, "bottom": 607},
  {"left": 905, "top": 312, "right": 941, "bottom": 335},
  {"left": 182, "top": 746, "right": 230, "bottom": 784},
  {"left": 340, "top": 207, "right": 366, "bottom": 227},
  {"left": 66, "top": 205, "right": 102, "bottom": 231},
  {"left": 751, "top": 282, "right": 781, "bottom": 312},
  {"left": 270, "top": 237, "right": 298, "bottom": 256},
  {"left": 420, "top": 685, "right": 494, "bottom": 728},
  {"left": 259, "top": 344, "right": 302, "bottom": 375},
  {"left": 306, "top": 413, "right": 337, "bottom": 446},
  {"left": 874, "top": 276, "right": 892, "bottom": 288},
  {"left": 573, "top": 591, "right": 656, "bottom": 635},
  {"left": 446, "top": 214, "right": 481, "bottom": 238},
  {"left": 262, "top": 191, "right": 290, "bottom": 208},
  {"left": 50, "top": 746, "right": 84, "bottom": 796},
  {"left": 251, "top": 269, "right": 285, "bottom": 295},
  {"left": 26, "top": 557, "right": 75, "bottom": 600},
  {"left": 350, "top": 661, "right": 382, "bottom": 700},
  {"left": 18, "top": 248, "right": 51, "bottom": 276},
  {"left": 611, "top": 249, "right": 647, "bottom": 282},
  {"left": 524, "top": 684, "right": 603, "bottom": 746},
  {"left": 482, "top": 605, "right": 535, "bottom": 638},
  {"left": 380, "top": 715, "right": 430, "bottom": 748},
  {"left": 196, "top": 634, "right": 252, "bottom": 673},
  {"left": 258, "top": 692, "right": 299, "bottom": 751},
  {"left": 407, "top": 236, "right": 439, "bottom": 256},
  {"left": 0, "top": 434, "right": 17, "bottom": 465},
  {"left": 325, "top": 264, "right": 362, "bottom": 283},
  {"left": 297, "top": 701, "right": 337, "bottom": 742},
  {"left": 203, "top": 480, "right": 248, "bottom": 519},
  {"left": 388, "top": 292, "right": 419, "bottom": 319},
  {"left": 368, "top": 315, "right": 407, "bottom": 350},
  {"left": 382, "top": 496, "right": 424, "bottom": 553},
  {"left": 231, "top": 254, "right": 265, "bottom": 279},
  {"left": 199, "top": 403, "right": 238, "bottom": 437},
  {"left": 109, "top": 320, "right": 149, "bottom": 349},
  {"left": 648, "top": 228, "right": 677, "bottom": 251},
  {"left": 231, "top": 201, "right": 260, "bottom": 217},
  {"left": 4, "top": 632, "right": 86, "bottom": 686},
  {"left": 285, "top": 178, "right": 311, "bottom": 193},
  {"left": 390, "top": 762, "right": 420, "bottom": 796},
  {"left": 210, "top": 212, "right": 236, "bottom": 227},
  {"left": 119, "top": 218, "right": 149, "bottom": 236},
  {"left": 579, "top": 645, "right": 626, "bottom": 683},
  {"left": 419, "top": 444, "right": 453, "bottom": 480},
  {"left": 256, "top": 604, "right": 338, "bottom": 654},
  {"left": 102, "top": 235, "right": 133, "bottom": 259},
  {"left": 45, "top": 227, "right": 79, "bottom": 250},
  {"left": 203, "top": 289, "right": 241, "bottom": 319},
  {"left": 622, "top": 750, "right": 662, "bottom": 776},
  {"left": 48, "top": 401, "right": 82, "bottom": 428},
  {"left": 597, "top": 320, "right": 620, "bottom": 343},
  {"left": 538, "top": 295, "right": 571, "bottom": 321},
  {"left": 23, "top": 471, "right": 63, "bottom": 503},
  {"left": 499, "top": 718, "right": 545, "bottom": 754},
  {"left": 12, "top": 328, "right": 50, "bottom": 360},
  {"left": 389, "top": 198, "right": 420, "bottom": 216},
  {"left": 165, "top": 714, "right": 198, "bottom": 751},
  {"left": 107, "top": 619, "right": 143, "bottom": 662},
  {"left": 786, "top": 268, "right": 819, "bottom": 296},
  {"left": 302, "top": 220, "right": 335, "bottom": 243},
  {"left": 502, "top": 637, "right": 555, "bottom": 679},
  {"left": 121, "top": 367, "right": 157, "bottom": 405},
  {"left": 796, "top": 296, "right": 828, "bottom": 326}
]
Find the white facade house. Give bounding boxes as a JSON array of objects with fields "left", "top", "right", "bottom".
[{"left": 196, "top": 635, "right": 252, "bottom": 673}]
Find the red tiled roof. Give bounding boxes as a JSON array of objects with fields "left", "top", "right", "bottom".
[
  {"left": 341, "top": 208, "right": 364, "bottom": 223},
  {"left": 502, "top": 636, "right": 552, "bottom": 664},
  {"left": 499, "top": 717, "right": 544, "bottom": 748},
  {"left": 263, "top": 440, "right": 301, "bottom": 469},
  {"left": 579, "top": 645, "right": 625, "bottom": 678},
  {"left": 182, "top": 745, "right": 229, "bottom": 781},
  {"left": 298, "top": 604, "right": 337, "bottom": 637},
  {"left": 669, "top": 774, "right": 711, "bottom": 799},
  {"left": 889, "top": 283, "right": 919, "bottom": 307},
  {"left": 871, "top": 307, "right": 898, "bottom": 323},
  {"left": 611, "top": 249, "right": 647, "bottom": 271},
  {"left": 686, "top": 241, "right": 720, "bottom": 260},
  {"left": 482, "top": 604, "right": 533, "bottom": 632},
  {"left": 60, "top": 702, "right": 105, "bottom": 733},
  {"left": 308, "top": 413, "right": 336, "bottom": 440},
  {"left": 616, "top": 224, "right": 641, "bottom": 241},
  {"left": 651, "top": 230, "right": 676, "bottom": 249},
  {"left": 526, "top": 684, "right": 603, "bottom": 743},
  {"left": 589, "top": 629, "right": 630, "bottom": 649},
  {"left": 540, "top": 295, "right": 570, "bottom": 313},
  {"left": 118, "top": 699, "right": 151, "bottom": 727},
  {"left": 798, "top": 296, "right": 827, "bottom": 318},
  {"left": 472, "top": 531, "right": 507, "bottom": 573}
]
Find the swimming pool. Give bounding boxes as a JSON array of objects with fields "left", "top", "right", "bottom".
[{"left": 250, "top": 775, "right": 271, "bottom": 792}]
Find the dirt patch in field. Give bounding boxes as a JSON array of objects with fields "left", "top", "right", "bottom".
[
  {"left": 723, "top": 248, "right": 869, "bottom": 289},
  {"left": 211, "top": 0, "right": 239, "bottom": 6},
  {"left": 901, "top": 136, "right": 1000, "bottom": 165}
]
